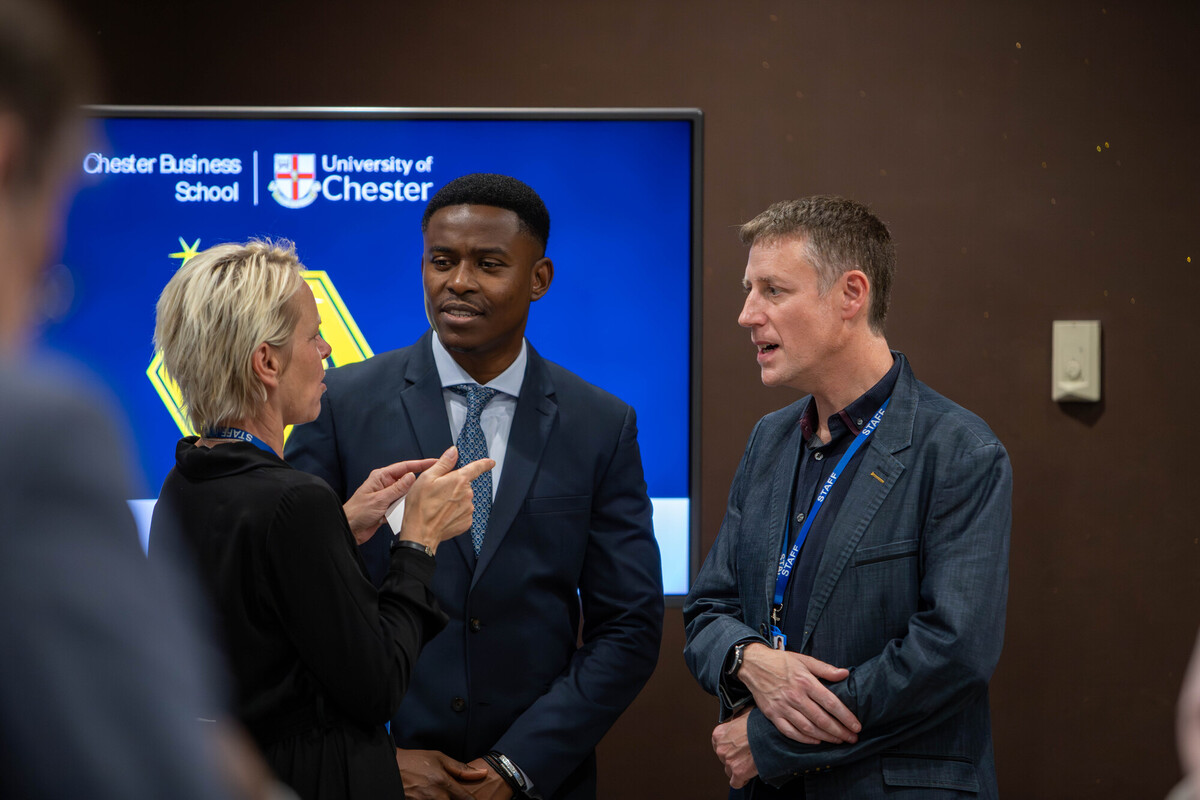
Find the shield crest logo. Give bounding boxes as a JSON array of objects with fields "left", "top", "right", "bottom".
[{"left": 269, "top": 154, "right": 319, "bottom": 208}]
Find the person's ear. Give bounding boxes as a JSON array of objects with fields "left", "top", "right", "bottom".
[
  {"left": 249, "top": 342, "right": 282, "bottom": 389},
  {"left": 840, "top": 269, "right": 871, "bottom": 321},
  {"left": 530, "top": 257, "right": 553, "bottom": 301}
]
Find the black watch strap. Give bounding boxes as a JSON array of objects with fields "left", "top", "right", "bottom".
[
  {"left": 392, "top": 538, "right": 434, "bottom": 557},
  {"left": 483, "top": 750, "right": 528, "bottom": 797}
]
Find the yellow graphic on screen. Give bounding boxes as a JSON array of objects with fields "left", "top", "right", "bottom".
[
  {"left": 147, "top": 270, "right": 374, "bottom": 439},
  {"left": 304, "top": 270, "right": 374, "bottom": 369},
  {"left": 169, "top": 237, "right": 202, "bottom": 263}
]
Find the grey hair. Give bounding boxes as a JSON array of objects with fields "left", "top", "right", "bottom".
[{"left": 740, "top": 196, "right": 895, "bottom": 333}]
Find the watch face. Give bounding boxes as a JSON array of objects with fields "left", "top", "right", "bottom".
[{"left": 726, "top": 644, "right": 744, "bottom": 675}]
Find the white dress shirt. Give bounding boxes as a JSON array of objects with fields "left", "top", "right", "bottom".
[{"left": 430, "top": 333, "right": 527, "bottom": 499}]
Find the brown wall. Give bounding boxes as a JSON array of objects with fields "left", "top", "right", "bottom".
[{"left": 64, "top": 1, "right": 1200, "bottom": 797}]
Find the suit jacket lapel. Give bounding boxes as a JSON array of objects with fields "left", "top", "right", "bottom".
[
  {"left": 765, "top": 411, "right": 808, "bottom": 615},
  {"left": 471, "top": 347, "right": 556, "bottom": 589},
  {"left": 397, "top": 332, "right": 472, "bottom": 566},
  {"left": 798, "top": 358, "right": 918, "bottom": 652},
  {"left": 399, "top": 338, "right": 453, "bottom": 451}
]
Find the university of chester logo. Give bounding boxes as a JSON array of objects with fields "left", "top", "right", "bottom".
[
  {"left": 269, "top": 154, "right": 319, "bottom": 209},
  {"left": 148, "top": 253, "right": 373, "bottom": 440}
]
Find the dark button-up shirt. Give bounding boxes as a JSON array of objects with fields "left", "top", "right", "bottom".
[
  {"left": 747, "top": 355, "right": 901, "bottom": 800},
  {"left": 779, "top": 355, "right": 902, "bottom": 637}
]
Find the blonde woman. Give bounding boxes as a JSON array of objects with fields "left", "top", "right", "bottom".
[{"left": 150, "top": 240, "right": 492, "bottom": 799}]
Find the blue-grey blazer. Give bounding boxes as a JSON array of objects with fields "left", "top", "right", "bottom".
[{"left": 684, "top": 355, "right": 1010, "bottom": 798}]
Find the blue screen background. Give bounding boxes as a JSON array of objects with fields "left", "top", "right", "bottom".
[{"left": 44, "top": 113, "right": 695, "bottom": 592}]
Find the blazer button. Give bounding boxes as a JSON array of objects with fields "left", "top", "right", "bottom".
[
  {"left": 469, "top": 617, "right": 482, "bottom": 632},
  {"left": 451, "top": 697, "right": 466, "bottom": 712}
]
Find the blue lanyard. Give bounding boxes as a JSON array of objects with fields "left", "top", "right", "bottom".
[
  {"left": 769, "top": 397, "right": 890, "bottom": 649},
  {"left": 203, "top": 426, "right": 276, "bottom": 455}
]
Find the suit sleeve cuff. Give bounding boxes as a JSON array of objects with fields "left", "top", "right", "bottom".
[
  {"left": 747, "top": 707, "right": 806, "bottom": 787},
  {"left": 507, "top": 756, "right": 538, "bottom": 799},
  {"left": 717, "top": 637, "right": 762, "bottom": 711}
]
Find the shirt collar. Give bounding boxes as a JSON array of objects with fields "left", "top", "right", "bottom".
[
  {"left": 430, "top": 331, "right": 527, "bottom": 398},
  {"left": 800, "top": 352, "right": 901, "bottom": 444}
]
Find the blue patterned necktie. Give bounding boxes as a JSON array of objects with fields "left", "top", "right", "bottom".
[{"left": 447, "top": 384, "right": 498, "bottom": 555}]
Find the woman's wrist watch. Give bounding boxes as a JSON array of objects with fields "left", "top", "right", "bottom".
[{"left": 392, "top": 538, "right": 434, "bottom": 557}]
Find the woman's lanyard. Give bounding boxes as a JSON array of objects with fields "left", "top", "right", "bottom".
[
  {"left": 769, "top": 397, "right": 890, "bottom": 650},
  {"left": 203, "top": 426, "right": 276, "bottom": 455}
]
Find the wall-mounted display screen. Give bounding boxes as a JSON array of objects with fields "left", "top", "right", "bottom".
[{"left": 47, "top": 107, "right": 700, "bottom": 595}]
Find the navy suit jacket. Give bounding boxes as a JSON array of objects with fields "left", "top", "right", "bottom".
[
  {"left": 684, "top": 355, "right": 1010, "bottom": 798},
  {"left": 286, "top": 331, "right": 664, "bottom": 799}
]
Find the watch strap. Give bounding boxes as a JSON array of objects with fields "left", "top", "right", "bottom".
[
  {"left": 483, "top": 750, "right": 529, "bottom": 797},
  {"left": 392, "top": 538, "right": 434, "bottom": 558}
]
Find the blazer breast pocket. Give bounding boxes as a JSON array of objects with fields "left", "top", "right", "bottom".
[
  {"left": 522, "top": 494, "right": 591, "bottom": 516},
  {"left": 848, "top": 538, "right": 920, "bottom": 643},
  {"left": 852, "top": 537, "right": 919, "bottom": 567},
  {"left": 518, "top": 495, "right": 591, "bottom": 569}
]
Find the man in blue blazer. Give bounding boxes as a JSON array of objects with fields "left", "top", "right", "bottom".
[
  {"left": 684, "top": 196, "right": 1011, "bottom": 798},
  {"left": 287, "top": 173, "right": 664, "bottom": 800}
]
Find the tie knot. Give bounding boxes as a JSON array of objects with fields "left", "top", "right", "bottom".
[{"left": 448, "top": 383, "right": 498, "bottom": 414}]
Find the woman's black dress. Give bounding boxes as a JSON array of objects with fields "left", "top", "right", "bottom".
[{"left": 150, "top": 438, "right": 447, "bottom": 799}]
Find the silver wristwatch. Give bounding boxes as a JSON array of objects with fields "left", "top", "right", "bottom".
[{"left": 725, "top": 642, "right": 748, "bottom": 677}]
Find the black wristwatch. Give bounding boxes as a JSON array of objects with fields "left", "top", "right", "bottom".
[
  {"left": 725, "top": 642, "right": 748, "bottom": 678},
  {"left": 483, "top": 750, "right": 529, "bottom": 797},
  {"left": 392, "top": 538, "right": 434, "bottom": 558}
]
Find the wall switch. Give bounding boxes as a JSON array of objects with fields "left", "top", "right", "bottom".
[{"left": 1052, "top": 320, "right": 1101, "bottom": 402}]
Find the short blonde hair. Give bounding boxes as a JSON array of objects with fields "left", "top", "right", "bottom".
[{"left": 154, "top": 240, "right": 305, "bottom": 434}]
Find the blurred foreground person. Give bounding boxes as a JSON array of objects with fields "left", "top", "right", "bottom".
[
  {"left": 0, "top": 0, "right": 242, "bottom": 797},
  {"left": 150, "top": 240, "right": 492, "bottom": 799},
  {"left": 1171, "top": 629, "right": 1200, "bottom": 800}
]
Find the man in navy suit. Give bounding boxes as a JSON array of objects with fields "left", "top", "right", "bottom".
[
  {"left": 684, "top": 196, "right": 1011, "bottom": 798},
  {"left": 287, "top": 173, "right": 664, "bottom": 800}
]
